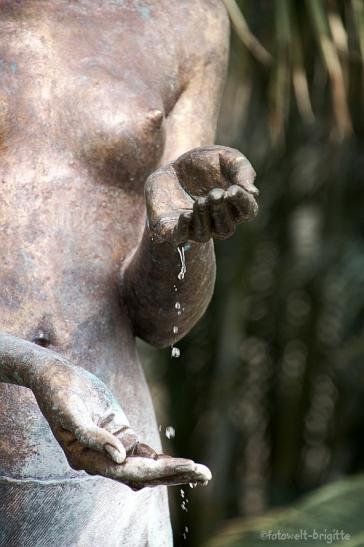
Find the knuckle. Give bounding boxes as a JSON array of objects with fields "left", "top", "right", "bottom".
[
  {"left": 209, "top": 188, "right": 224, "bottom": 202},
  {"left": 195, "top": 197, "right": 206, "bottom": 209},
  {"left": 228, "top": 184, "right": 243, "bottom": 197}
]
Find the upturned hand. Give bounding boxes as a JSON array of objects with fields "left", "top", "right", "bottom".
[
  {"left": 31, "top": 356, "right": 211, "bottom": 490},
  {"left": 146, "top": 145, "right": 258, "bottom": 244}
]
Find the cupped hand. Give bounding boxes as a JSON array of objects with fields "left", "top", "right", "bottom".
[
  {"left": 31, "top": 357, "right": 211, "bottom": 490},
  {"left": 146, "top": 145, "right": 259, "bottom": 244}
]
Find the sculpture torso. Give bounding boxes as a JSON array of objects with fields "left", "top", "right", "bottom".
[
  {"left": 0, "top": 3, "right": 185, "bottom": 544},
  {"left": 0, "top": 2, "right": 232, "bottom": 544},
  {"left": 0, "top": 0, "right": 185, "bottom": 478}
]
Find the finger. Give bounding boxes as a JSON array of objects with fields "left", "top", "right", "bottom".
[
  {"left": 98, "top": 413, "right": 156, "bottom": 459},
  {"left": 67, "top": 449, "right": 212, "bottom": 490},
  {"left": 117, "top": 457, "right": 212, "bottom": 488},
  {"left": 54, "top": 423, "right": 126, "bottom": 465},
  {"left": 191, "top": 197, "right": 211, "bottom": 242},
  {"left": 53, "top": 400, "right": 127, "bottom": 464},
  {"left": 173, "top": 211, "right": 192, "bottom": 244},
  {"left": 226, "top": 184, "right": 258, "bottom": 222},
  {"left": 98, "top": 408, "right": 130, "bottom": 430},
  {"left": 208, "top": 188, "right": 235, "bottom": 239},
  {"left": 112, "top": 425, "right": 140, "bottom": 454},
  {"left": 133, "top": 443, "right": 158, "bottom": 460},
  {"left": 72, "top": 422, "right": 127, "bottom": 464}
]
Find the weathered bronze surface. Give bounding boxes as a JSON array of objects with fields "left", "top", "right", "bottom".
[{"left": 0, "top": 0, "right": 258, "bottom": 544}]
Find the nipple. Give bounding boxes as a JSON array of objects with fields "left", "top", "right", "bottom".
[
  {"left": 144, "top": 109, "right": 164, "bottom": 130},
  {"left": 136, "top": 108, "right": 164, "bottom": 135}
]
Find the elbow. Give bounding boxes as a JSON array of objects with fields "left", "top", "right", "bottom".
[
  {"left": 135, "top": 301, "right": 211, "bottom": 349},
  {"left": 135, "top": 327, "right": 185, "bottom": 350}
]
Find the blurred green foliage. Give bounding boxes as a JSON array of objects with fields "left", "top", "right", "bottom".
[
  {"left": 206, "top": 474, "right": 364, "bottom": 546},
  {"left": 141, "top": 1, "right": 364, "bottom": 545}
]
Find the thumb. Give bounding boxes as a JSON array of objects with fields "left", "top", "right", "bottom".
[{"left": 73, "top": 421, "right": 127, "bottom": 464}]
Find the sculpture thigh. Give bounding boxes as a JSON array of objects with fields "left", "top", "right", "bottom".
[{"left": 0, "top": 477, "right": 171, "bottom": 546}]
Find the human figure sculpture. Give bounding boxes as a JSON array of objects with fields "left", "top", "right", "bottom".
[{"left": 0, "top": 1, "right": 258, "bottom": 545}]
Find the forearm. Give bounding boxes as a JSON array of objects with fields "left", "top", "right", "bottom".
[
  {"left": 0, "top": 332, "right": 66, "bottom": 389},
  {"left": 121, "top": 227, "right": 216, "bottom": 347}
]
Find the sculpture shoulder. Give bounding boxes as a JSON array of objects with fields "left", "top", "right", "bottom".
[
  {"left": 155, "top": 0, "right": 230, "bottom": 78},
  {"left": 172, "top": 0, "right": 229, "bottom": 33},
  {"left": 107, "top": 0, "right": 230, "bottom": 88},
  {"left": 164, "top": 0, "right": 230, "bottom": 55}
]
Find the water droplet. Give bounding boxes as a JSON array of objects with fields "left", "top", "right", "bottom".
[
  {"left": 171, "top": 347, "right": 180, "bottom": 358},
  {"left": 177, "top": 310, "right": 182, "bottom": 316},
  {"left": 185, "top": 526, "right": 189, "bottom": 533},
  {"left": 173, "top": 326, "right": 179, "bottom": 335},
  {"left": 165, "top": 426, "right": 175, "bottom": 439},
  {"left": 180, "top": 489, "right": 185, "bottom": 498},
  {"left": 175, "top": 302, "right": 181, "bottom": 310},
  {"left": 181, "top": 501, "right": 188, "bottom": 512},
  {"left": 177, "top": 245, "right": 186, "bottom": 280}
]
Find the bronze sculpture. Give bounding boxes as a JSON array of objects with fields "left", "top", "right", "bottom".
[{"left": 0, "top": 0, "right": 258, "bottom": 544}]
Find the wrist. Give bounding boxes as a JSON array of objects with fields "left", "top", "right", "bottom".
[{"left": 0, "top": 332, "right": 67, "bottom": 391}]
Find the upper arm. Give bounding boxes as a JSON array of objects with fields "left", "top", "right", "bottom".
[{"left": 162, "top": 0, "right": 230, "bottom": 163}]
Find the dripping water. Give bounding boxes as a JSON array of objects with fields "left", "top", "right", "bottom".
[
  {"left": 171, "top": 347, "right": 180, "bottom": 358},
  {"left": 182, "top": 526, "right": 189, "bottom": 541},
  {"left": 165, "top": 425, "right": 175, "bottom": 439},
  {"left": 171, "top": 244, "right": 193, "bottom": 539},
  {"left": 177, "top": 245, "right": 186, "bottom": 280}
]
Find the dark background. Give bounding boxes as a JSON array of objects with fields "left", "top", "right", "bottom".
[{"left": 140, "top": 1, "right": 364, "bottom": 545}]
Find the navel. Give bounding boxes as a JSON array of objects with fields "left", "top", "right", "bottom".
[{"left": 31, "top": 328, "right": 52, "bottom": 348}]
